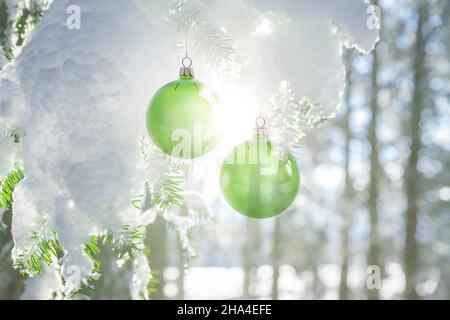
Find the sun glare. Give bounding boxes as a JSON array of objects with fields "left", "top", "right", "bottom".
[
  {"left": 254, "top": 17, "right": 275, "bottom": 37},
  {"left": 214, "top": 89, "right": 258, "bottom": 149}
]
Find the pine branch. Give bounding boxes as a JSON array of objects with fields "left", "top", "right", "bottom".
[
  {"left": 172, "top": 1, "right": 235, "bottom": 67},
  {"left": 111, "top": 224, "right": 144, "bottom": 259},
  {"left": 137, "top": 136, "right": 187, "bottom": 213},
  {"left": 1, "top": 169, "right": 65, "bottom": 279},
  {"left": 13, "top": 230, "right": 63, "bottom": 277},
  {"left": 147, "top": 269, "right": 160, "bottom": 295},
  {"left": 64, "top": 235, "right": 102, "bottom": 299},
  {"left": 297, "top": 98, "right": 335, "bottom": 129},
  {"left": 5, "top": 130, "right": 21, "bottom": 143},
  {"left": 0, "top": 167, "right": 24, "bottom": 210},
  {"left": 163, "top": 192, "right": 215, "bottom": 261},
  {"left": 12, "top": 220, "right": 148, "bottom": 299},
  {"left": 262, "top": 80, "right": 334, "bottom": 158},
  {"left": 14, "top": 1, "right": 45, "bottom": 47},
  {"left": 2, "top": 0, "right": 48, "bottom": 60},
  {"left": 153, "top": 170, "right": 185, "bottom": 212},
  {"left": 67, "top": 224, "right": 147, "bottom": 299}
]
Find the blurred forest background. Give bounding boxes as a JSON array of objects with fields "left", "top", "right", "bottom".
[{"left": 1, "top": 0, "right": 449, "bottom": 300}]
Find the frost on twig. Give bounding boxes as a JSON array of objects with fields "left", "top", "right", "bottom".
[
  {"left": 166, "top": 204, "right": 214, "bottom": 264},
  {"left": 136, "top": 136, "right": 213, "bottom": 261},
  {"left": 262, "top": 80, "right": 335, "bottom": 159},
  {"left": 130, "top": 250, "right": 152, "bottom": 300},
  {"left": 170, "top": 0, "right": 235, "bottom": 68},
  {"left": 0, "top": 0, "right": 51, "bottom": 61}
]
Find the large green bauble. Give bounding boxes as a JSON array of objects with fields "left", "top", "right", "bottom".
[
  {"left": 146, "top": 74, "right": 221, "bottom": 159},
  {"left": 220, "top": 135, "right": 300, "bottom": 219}
]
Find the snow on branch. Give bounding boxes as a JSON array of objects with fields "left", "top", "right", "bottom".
[
  {"left": 262, "top": 80, "right": 335, "bottom": 158},
  {"left": 174, "top": 4, "right": 235, "bottom": 67}
]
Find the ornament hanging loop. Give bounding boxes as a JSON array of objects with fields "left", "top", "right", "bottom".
[
  {"left": 255, "top": 115, "right": 268, "bottom": 137},
  {"left": 182, "top": 56, "right": 192, "bottom": 68},
  {"left": 255, "top": 116, "right": 266, "bottom": 129}
]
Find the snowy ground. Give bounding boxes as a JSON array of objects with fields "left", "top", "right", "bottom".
[{"left": 164, "top": 263, "right": 413, "bottom": 300}]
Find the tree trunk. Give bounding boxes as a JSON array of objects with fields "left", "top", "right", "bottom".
[
  {"left": 176, "top": 240, "right": 185, "bottom": 299},
  {"left": 366, "top": 0, "right": 383, "bottom": 298},
  {"left": 311, "top": 228, "right": 327, "bottom": 299},
  {"left": 339, "top": 48, "right": 353, "bottom": 300},
  {"left": 145, "top": 215, "right": 168, "bottom": 299},
  {"left": 366, "top": 35, "right": 381, "bottom": 300},
  {"left": 90, "top": 244, "right": 132, "bottom": 300},
  {"left": 241, "top": 219, "right": 260, "bottom": 299},
  {"left": 404, "top": 3, "right": 427, "bottom": 300},
  {"left": 271, "top": 217, "right": 281, "bottom": 300},
  {"left": 0, "top": 209, "right": 24, "bottom": 299}
]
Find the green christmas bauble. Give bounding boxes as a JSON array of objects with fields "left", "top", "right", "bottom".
[
  {"left": 220, "top": 135, "right": 300, "bottom": 219},
  {"left": 146, "top": 72, "right": 221, "bottom": 159}
]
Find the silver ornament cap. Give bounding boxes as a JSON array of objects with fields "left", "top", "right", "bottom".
[{"left": 180, "top": 56, "right": 194, "bottom": 77}]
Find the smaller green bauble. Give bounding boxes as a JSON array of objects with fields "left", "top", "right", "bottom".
[
  {"left": 220, "top": 135, "right": 300, "bottom": 219},
  {"left": 146, "top": 74, "right": 221, "bottom": 159}
]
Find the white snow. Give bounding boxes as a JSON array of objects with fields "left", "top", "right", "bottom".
[
  {"left": 21, "top": 264, "right": 64, "bottom": 300},
  {"left": 2, "top": 0, "right": 176, "bottom": 295}
]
